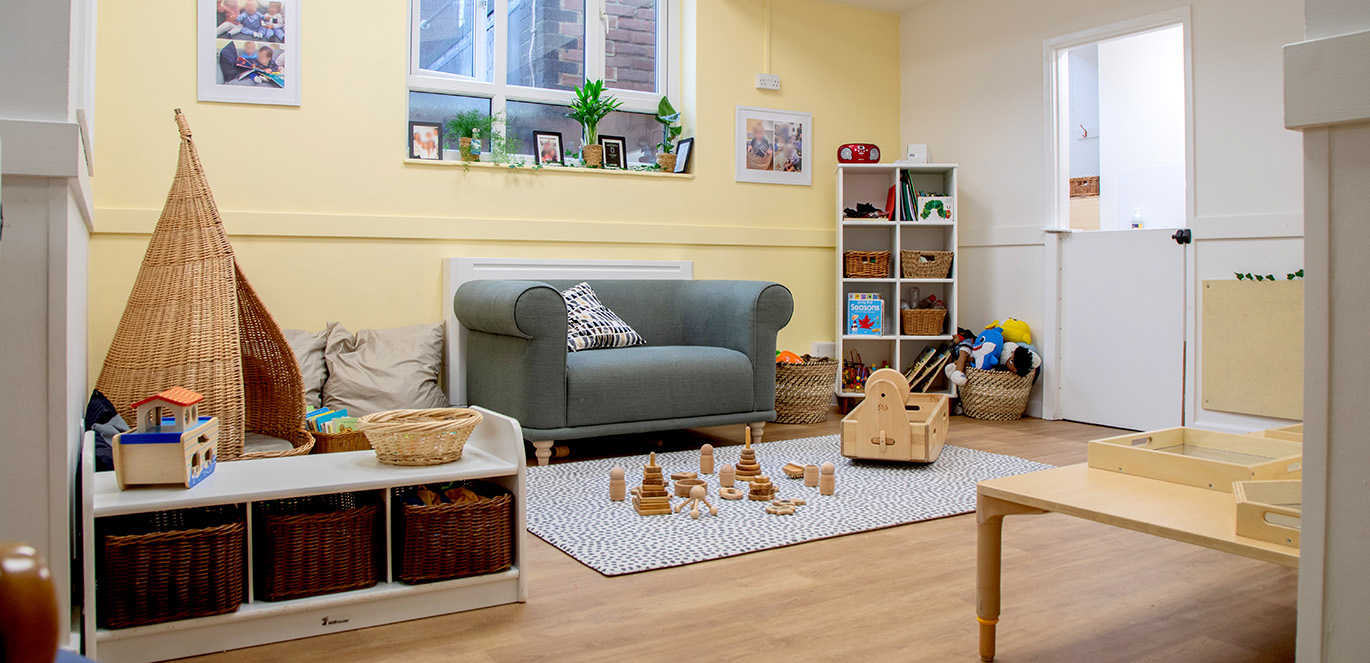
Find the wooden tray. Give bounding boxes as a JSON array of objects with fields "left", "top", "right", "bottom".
[
  {"left": 1251, "top": 423, "right": 1303, "bottom": 443},
  {"left": 1234, "top": 479, "right": 1301, "bottom": 548},
  {"left": 1087, "top": 427, "right": 1302, "bottom": 492}
]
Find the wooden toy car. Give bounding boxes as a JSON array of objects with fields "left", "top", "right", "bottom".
[
  {"left": 840, "top": 368, "right": 949, "bottom": 463},
  {"left": 112, "top": 387, "right": 220, "bottom": 490}
]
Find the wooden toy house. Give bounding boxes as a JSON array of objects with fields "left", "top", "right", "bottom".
[
  {"left": 841, "top": 368, "right": 950, "bottom": 463},
  {"left": 112, "top": 387, "right": 220, "bottom": 489}
]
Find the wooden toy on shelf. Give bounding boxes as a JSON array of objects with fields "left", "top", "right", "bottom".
[
  {"left": 735, "top": 437, "right": 762, "bottom": 482},
  {"left": 720, "top": 464, "right": 736, "bottom": 487},
  {"left": 111, "top": 387, "right": 220, "bottom": 490},
  {"left": 674, "top": 478, "right": 706, "bottom": 497},
  {"left": 675, "top": 484, "right": 719, "bottom": 519},
  {"left": 782, "top": 463, "right": 805, "bottom": 479},
  {"left": 609, "top": 467, "right": 626, "bottom": 501},
  {"left": 840, "top": 368, "right": 950, "bottom": 463},
  {"left": 765, "top": 498, "right": 807, "bottom": 515},
  {"left": 718, "top": 487, "right": 744, "bottom": 500},
  {"left": 747, "top": 475, "right": 777, "bottom": 501},
  {"left": 804, "top": 464, "right": 820, "bottom": 487},
  {"left": 700, "top": 444, "right": 715, "bottom": 474},
  {"left": 820, "top": 462, "right": 835, "bottom": 496},
  {"left": 631, "top": 452, "right": 673, "bottom": 515}
]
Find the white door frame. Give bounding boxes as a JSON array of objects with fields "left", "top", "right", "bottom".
[{"left": 1039, "top": 7, "right": 1195, "bottom": 421}]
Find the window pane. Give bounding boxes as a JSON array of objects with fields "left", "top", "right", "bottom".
[
  {"left": 417, "top": 0, "right": 489, "bottom": 81},
  {"left": 507, "top": 0, "right": 584, "bottom": 91},
  {"left": 604, "top": 0, "right": 658, "bottom": 93},
  {"left": 507, "top": 100, "right": 582, "bottom": 155},
  {"left": 597, "top": 110, "right": 659, "bottom": 164},
  {"left": 408, "top": 92, "right": 492, "bottom": 158}
]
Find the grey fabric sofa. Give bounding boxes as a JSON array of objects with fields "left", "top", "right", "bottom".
[{"left": 454, "top": 279, "right": 794, "bottom": 464}]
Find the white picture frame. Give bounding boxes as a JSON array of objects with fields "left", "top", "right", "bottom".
[
  {"left": 735, "top": 106, "right": 811, "bottom": 186},
  {"left": 198, "top": 0, "right": 301, "bottom": 106}
]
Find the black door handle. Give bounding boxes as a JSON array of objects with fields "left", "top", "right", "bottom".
[{"left": 1172, "top": 229, "right": 1192, "bottom": 245}]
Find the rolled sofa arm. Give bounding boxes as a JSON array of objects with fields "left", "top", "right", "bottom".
[
  {"left": 453, "top": 281, "right": 569, "bottom": 431},
  {"left": 679, "top": 281, "right": 795, "bottom": 413}
]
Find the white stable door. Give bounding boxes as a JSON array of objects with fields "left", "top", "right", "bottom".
[{"left": 1059, "top": 229, "right": 1186, "bottom": 430}]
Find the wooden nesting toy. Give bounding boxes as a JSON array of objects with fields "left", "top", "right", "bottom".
[
  {"left": 111, "top": 387, "right": 219, "bottom": 490},
  {"left": 747, "top": 475, "right": 777, "bottom": 501},
  {"left": 735, "top": 437, "right": 762, "bottom": 482},
  {"left": 840, "top": 368, "right": 949, "bottom": 463},
  {"left": 631, "top": 452, "right": 673, "bottom": 515}
]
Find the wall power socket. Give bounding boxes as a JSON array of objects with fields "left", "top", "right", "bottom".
[{"left": 755, "top": 73, "right": 781, "bottom": 91}]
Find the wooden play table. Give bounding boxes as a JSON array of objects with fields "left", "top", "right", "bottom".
[{"left": 975, "top": 463, "right": 1299, "bottom": 662}]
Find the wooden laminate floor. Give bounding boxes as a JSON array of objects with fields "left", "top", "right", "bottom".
[{"left": 181, "top": 415, "right": 1297, "bottom": 663}]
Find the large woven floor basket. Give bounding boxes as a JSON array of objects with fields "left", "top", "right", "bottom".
[
  {"left": 94, "top": 110, "right": 312, "bottom": 461},
  {"left": 359, "top": 408, "right": 483, "bottom": 466},
  {"left": 98, "top": 505, "right": 246, "bottom": 629},
  {"left": 256, "top": 492, "right": 380, "bottom": 602},
  {"left": 960, "top": 368, "right": 1037, "bottom": 421},
  {"left": 394, "top": 482, "right": 514, "bottom": 584},
  {"left": 775, "top": 357, "right": 840, "bottom": 424}
]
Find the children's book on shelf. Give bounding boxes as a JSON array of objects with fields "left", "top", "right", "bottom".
[
  {"left": 305, "top": 408, "right": 354, "bottom": 433},
  {"left": 847, "top": 293, "right": 884, "bottom": 336},
  {"left": 903, "top": 346, "right": 938, "bottom": 382},
  {"left": 910, "top": 343, "right": 954, "bottom": 392}
]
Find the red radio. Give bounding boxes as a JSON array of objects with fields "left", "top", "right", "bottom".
[{"left": 837, "top": 143, "right": 881, "bottom": 163}]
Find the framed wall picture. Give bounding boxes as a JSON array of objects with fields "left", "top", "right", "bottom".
[
  {"left": 674, "top": 137, "right": 694, "bottom": 174},
  {"left": 600, "top": 135, "right": 627, "bottom": 169},
  {"left": 409, "top": 122, "right": 443, "bottom": 160},
  {"left": 735, "top": 106, "right": 811, "bottom": 185},
  {"left": 199, "top": 0, "right": 301, "bottom": 106},
  {"left": 534, "top": 131, "right": 564, "bottom": 165}
]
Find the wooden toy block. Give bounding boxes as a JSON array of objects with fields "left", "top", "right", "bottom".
[
  {"left": 819, "top": 462, "right": 835, "bottom": 496},
  {"left": 840, "top": 368, "right": 949, "bottom": 463},
  {"left": 700, "top": 444, "right": 715, "bottom": 475},
  {"left": 781, "top": 463, "right": 805, "bottom": 479},
  {"left": 609, "top": 467, "right": 626, "bottom": 501},
  {"left": 674, "top": 484, "right": 718, "bottom": 519},
  {"left": 803, "top": 464, "right": 820, "bottom": 487},
  {"left": 765, "top": 498, "right": 807, "bottom": 515},
  {"left": 633, "top": 452, "right": 674, "bottom": 515},
  {"left": 1088, "top": 427, "right": 1303, "bottom": 492},
  {"left": 674, "top": 478, "right": 706, "bottom": 497},
  {"left": 720, "top": 464, "right": 736, "bottom": 487},
  {"left": 735, "top": 439, "right": 762, "bottom": 482},
  {"left": 718, "top": 487, "right": 744, "bottom": 500},
  {"left": 747, "top": 475, "right": 777, "bottom": 501},
  {"left": 112, "top": 387, "right": 220, "bottom": 490},
  {"left": 1233, "top": 479, "right": 1301, "bottom": 547}
]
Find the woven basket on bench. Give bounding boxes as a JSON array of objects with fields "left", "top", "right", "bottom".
[{"left": 94, "top": 110, "right": 312, "bottom": 461}]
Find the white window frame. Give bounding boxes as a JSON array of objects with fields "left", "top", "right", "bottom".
[{"left": 408, "top": 0, "right": 678, "bottom": 122}]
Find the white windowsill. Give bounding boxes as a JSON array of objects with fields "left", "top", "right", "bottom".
[{"left": 404, "top": 159, "right": 694, "bottom": 179}]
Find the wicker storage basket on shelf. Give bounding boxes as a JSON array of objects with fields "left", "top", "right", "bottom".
[
  {"left": 358, "top": 408, "right": 483, "bottom": 466},
  {"left": 256, "top": 492, "right": 380, "bottom": 602},
  {"left": 394, "top": 482, "right": 514, "bottom": 585},
  {"left": 310, "top": 430, "right": 372, "bottom": 454},
  {"left": 94, "top": 110, "right": 312, "bottom": 461},
  {"left": 901, "top": 309, "right": 948, "bottom": 336},
  {"left": 901, "top": 250, "right": 954, "bottom": 279},
  {"left": 844, "top": 251, "right": 892, "bottom": 278},
  {"left": 98, "top": 505, "right": 246, "bottom": 629},
  {"left": 960, "top": 368, "right": 1037, "bottom": 421},
  {"left": 774, "top": 356, "right": 840, "bottom": 424}
]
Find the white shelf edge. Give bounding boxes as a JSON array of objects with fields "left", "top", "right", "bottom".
[
  {"left": 841, "top": 335, "right": 898, "bottom": 340},
  {"left": 898, "top": 278, "right": 953, "bottom": 283}
]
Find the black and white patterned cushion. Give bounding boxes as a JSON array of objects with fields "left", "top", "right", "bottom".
[{"left": 562, "top": 282, "right": 647, "bottom": 352}]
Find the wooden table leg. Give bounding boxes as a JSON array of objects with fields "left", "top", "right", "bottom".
[{"left": 977, "top": 492, "right": 1046, "bottom": 662}]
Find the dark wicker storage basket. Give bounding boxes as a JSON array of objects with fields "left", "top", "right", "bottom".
[
  {"left": 97, "top": 505, "right": 246, "bottom": 629},
  {"left": 960, "top": 368, "right": 1037, "bottom": 421},
  {"left": 256, "top": 492, "right": 380, "bottom": 601},
  {"left": 901, "top": 250, "right": 954, "bottom": 279},
  {"left": 774, "top": 356, "right": 840, "bottom": 424},
  {"left": 901, "top": 309, "right": 947, "bottom": 336},
  {"left": 310, "top": 429, "right": 372, "bottom": 454},
  {"left": 394, "top": 483, "right": 514, "bottom": 584},
  {"left": 843, "top": 251, "right": 892, "bottom": 278}
]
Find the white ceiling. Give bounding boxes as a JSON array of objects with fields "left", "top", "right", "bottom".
[{"left": 824, "top": 0, "right": 946, "bottom": 14}]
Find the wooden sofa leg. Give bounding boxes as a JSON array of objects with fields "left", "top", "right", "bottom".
[
  {"left": 531, "top": 440, "right": 555, "bottom": 466},
  {"left": 749, "top": 421, "right": 766, "bottom": 445}
]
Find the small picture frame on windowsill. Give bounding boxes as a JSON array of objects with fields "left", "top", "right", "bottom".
[
  {"left": 534, "top": 131, "right": 564, "bottom": 166},
  {"left": 599, "top": 135, "right": 627, "bottom": 169},
  {"left": 674, "top": 137, "right": 694, "bottom": 174},
  {"left": 409, "top": 121, "right": 443, "bottom": 161}
]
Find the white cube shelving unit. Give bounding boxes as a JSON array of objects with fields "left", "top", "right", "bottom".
[
  {"left": 836, "top": 163, "right": 959, "bottom": 398},
  {"left": 79, "top": 407, "right": 527, "bottom": 663}
]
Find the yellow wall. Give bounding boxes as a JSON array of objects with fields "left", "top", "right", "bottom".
[{"left": 89, "top": 0, "right": 901, "bottom": 381}]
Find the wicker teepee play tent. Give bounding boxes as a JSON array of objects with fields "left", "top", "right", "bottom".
[{"left": 95, "top": 110, "right": 313, "bottom": 461}]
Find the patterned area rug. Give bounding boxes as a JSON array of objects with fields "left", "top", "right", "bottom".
[{"left": 525, "top": 435, "right": 1052, "bottom": 575}]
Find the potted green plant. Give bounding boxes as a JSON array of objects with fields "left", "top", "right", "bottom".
[
  {"left": 445, "top": 109, "right": 502, "bottom": 162},
  {"left": 566, "top": 79, "right": 622, "bottom": 167},
  {"left": 654, "top": 96, "right": 683, "bottom": 171}
]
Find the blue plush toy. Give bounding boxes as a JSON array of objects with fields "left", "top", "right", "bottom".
[{"left": 945, "top": 326, "right": 1004, "bottom": 386}]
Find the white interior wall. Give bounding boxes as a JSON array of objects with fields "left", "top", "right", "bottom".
[
  {"left": 1097, "top": 25, "right": 1185, "bottom": 230},
  {"left": 899, "top": 0, "right": 1303, "bottom": 425},
  {"left": 1066, "top": 45, "right": 1099, "bottom": 178}
]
